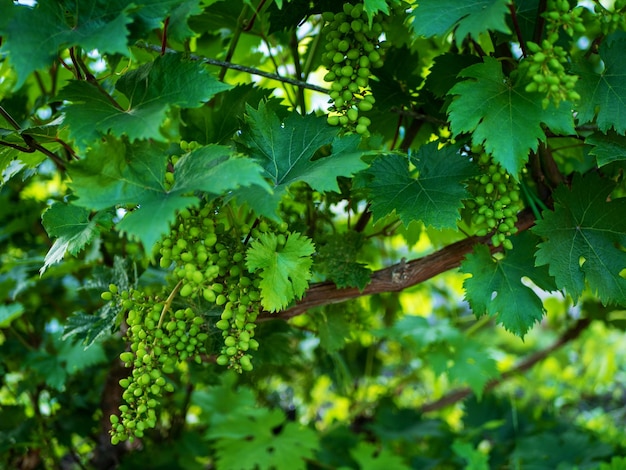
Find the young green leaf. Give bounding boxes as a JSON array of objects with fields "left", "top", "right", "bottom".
[
  {"left": 364, "top": 143, "right": 477, "bottom": 229},
  {"left": 461, "top": 232, "right": 557, "bottom": 337},
  {"left": 533, "top": 172, "right": 626, "bottom": 305},
  {"left": 315, "top": 232, "right": 372, "bottom": 290},
  {"left": 41, "top": 203, "right": 112, "bottom": 273},
  {"left": 246, "top": 232, "right": 315, "bottom": 312},
  {"left": 448, "top": 57, "right": 575, "bottom": 176},
  {"left": 208, "top": 407, "right": 319, "bottom": 470},
  {"left": 409, "top": 0, "right": 511, "bottom": 46}
]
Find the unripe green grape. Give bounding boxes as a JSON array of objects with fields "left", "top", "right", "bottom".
[
  {"left": 240, "top": 355, "right": 253, "bottom": 371},
  {"left": 358, "top": 100, "right": 373, "bottom": 112}
]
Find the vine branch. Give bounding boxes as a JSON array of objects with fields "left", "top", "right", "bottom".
[
  {"left": 260, "top": 209, "right": 536, "bottom": 321},
  {"left": 419, "top": 317, "right": 592, "bottom": 412},
  {"left": 137, "top": 42, "right": 329, "bottom": 94}
]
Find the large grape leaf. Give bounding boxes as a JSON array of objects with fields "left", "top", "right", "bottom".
[
  {"left": 576, "top": 38, "right": 626, "bottom": 134},
  {"left": 40, "top": 203, "right": 113, "bottom": 273},
  {"left": 59, "top": 54, "right": 231, "bottom": 148},
  {"left": 208, "top": 407, "right": 319, "bottom": 470},
  {"left": 448, "top": 57, "right": 575, "bottom": 177},
  {"left": 533, "top": 172, "right": 626, "bottom": 305},
  {"left": 68, "top": 138, "right": 269, "bottom": 250},
  {"left": 409, "top": 0, "right": 511, "bottom": 47},
  {"left": 586, "top": 131, "right": 626, "bottom": 167},
  {"left": 234, "top": 102, "right": 369, "bottom": 219},
  {"left": 461, "top": 232, "right": 558, "bottom": 337},
  {"left": 364, "top": 143, "right": 476, "bottom": 229},
  {"left": 0, "top": 0, "right": 133, "bottom": 88},
  {"left": 246, "top": 232, "right": 315, "bottom": 312}
]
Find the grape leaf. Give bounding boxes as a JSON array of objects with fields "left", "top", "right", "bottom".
[
  {"left": 461, "top": 232, "right": 557, "bottom": 337},
  {"left": 68, "top": 138, "right": 268, "bottom": 250},
  {"left": 182, "top": 85, "right": 274, "bottom": 145},
  {"left": 59, "top": 54, "right": 231, "bottom": 148},
  {"left": 246, "top": 232, "right": 315, "bottom": 312},
  {"left": 40, "top": 203, "right": 112, "bottom": 273},
  {"left": 409, "top": 0, "right": 511, "bottom": 47},
  {"left": 315, "top": 231, "right": 371, "bottom": 290},
  {"left": 350, "top": 441, "right": 411, "bottom": 470},
  {"left": 586, "top": 131, "right": 626, "bottom": 167},
  {"left": 364, "top": 0, "right": 392, "bottom": 21},
  {"left": 448, "top": 57, "right": 575, "bottom": 177},
  {"left": 364, "top": 143, "right": 476, "bottom": 229},
  {"left": 0, "top": 0, "right": 132, "bottom": 88},
  {"left": 234, "top": 102, "right": 369, "bottom": 219},
  {"left": 533, "top": 172, "right": 626, "bottom": 305},
  {"left": 62, "top": 308, "right": 118, "bottom": 348},
  {"left": 576, "top": 38, "right": 626, "bottom": 134},
  {"left": 208, "top": 408, "right": 319, "bottom": 470}
]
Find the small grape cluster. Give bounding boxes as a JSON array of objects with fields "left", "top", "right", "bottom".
[
  {"left": 102, "top": 285, "right": 209, "bottom": 444},
  {"left": 321, "top": 3, "right": 387, "bottom": 135},
  {"left": 543, "top": 0, "right": 585, "bottom": 37},
  {"left": 464, "top": 154, "right": 523, "bottom": 250},
  {"left": 523, "top": 0, "right": 582, "bottom": 107},
  {"left": 594, "top": 1, "right": 626, "bottom": 36},
  {"left": 157, "top": 203, "right": 262, "bottom": 373}
]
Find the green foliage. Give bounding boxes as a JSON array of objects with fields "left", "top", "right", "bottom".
[
  {"left": 1, "top": 0, "right": 626, "bottom": 468},
  {"left": 534, "top": 172, "right": 626, "bottom": 304},
  {"left": 409, "top": 0, "right": 511, "bottom": 46},
  {"left": 364, "top": 143, "right": 476, "bottom": 229},
  {"left": 448, "top": 57, "right": 575, "bottom": 176},
  {"left": 462, "top": 232, "right": 557, "bottom": 336},
  {"left": 235, "top": 102, "right": 369, "bottom": 218},
  {"left": 576, "top": 37, "right": 626, "bottom": 134},
  {"left": 246, "top": 231, "right": 315, "bottom": 311},
  {"left": 59, "top": 54, "right": 232, "bottom": 147}
]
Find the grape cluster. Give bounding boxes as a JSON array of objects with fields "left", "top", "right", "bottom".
[
  {"left": 544, "top": 0, "right": 585, "bottom": 37},
  {"left": 157, "top": 203, "right": 262, "bottom": 373},
  {"left": 103, "top": 285, "right": 208, "bottom": 444},
  {"left": 523, "top": 1, "right": 582, "bottom": 107},
  {"left": 464, "top": 153, "right": 523, "bottom": 250},
  {"left": 594, "top": 1, "right": 626, "bottom": 36},
  {"left": 321, "top": 3, "right": 387, "bottom": 135}
]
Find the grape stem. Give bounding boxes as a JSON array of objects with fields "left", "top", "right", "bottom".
[{"left": 157, "top": 279, "right": 184, "bottom": 329}]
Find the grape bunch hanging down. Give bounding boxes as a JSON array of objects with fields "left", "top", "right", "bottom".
[
  {"left": 464, "top": 153, "right": 523, "bottom": 250},
  {"left": 103, "top": 196, "right": 276, "bottom": 443},
  {"left": 523, "top": 0, "right": 583, "bottom": 107},
  {"left": 321, "top": 3, "right": 388, "bottom": 135},
  {"left": 105, "top": 284, "right": 207, "bottom": 444},
  {"left": 156, "top": 201, "right": 264, "bottom": 374}
]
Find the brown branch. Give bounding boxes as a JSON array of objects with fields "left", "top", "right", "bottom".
[
  {"left": 260, "top": 209, "right": 536, "bottom": 321},
  {"left": 509, "top": 2, "right": 529, "bottom": 57},
  {"left": 419, "top": 317, "right": 592, "bottom": 413},
  {"left": 137, "top": 42, "right": 329, "bottom": 94}
]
